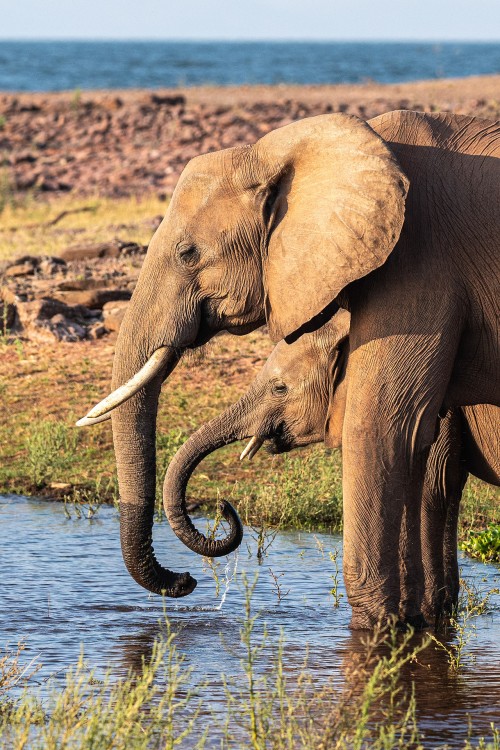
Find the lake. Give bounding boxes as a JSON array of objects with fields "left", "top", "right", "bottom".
[
  {"left": 1, "top": 494, "right": 500, "bottom": 747},
  {"left": 0, "top": 41, "right": 499, "bottom": 91}
]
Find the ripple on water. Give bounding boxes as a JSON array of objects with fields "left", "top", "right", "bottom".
[{"left": 1, "top": 494, "right": 499, "bottom": 748}]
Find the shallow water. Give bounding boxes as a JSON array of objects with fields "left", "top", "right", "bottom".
[{"left": 1, "top": 494, "right": 500, "bottom": 747}]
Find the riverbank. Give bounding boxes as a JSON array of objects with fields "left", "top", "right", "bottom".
[
  {"left": 0, "top": 78, "right": 498, "bottom": 537},
  {"left": 0, "top": 191, "right": 497, "bottom": 538}
]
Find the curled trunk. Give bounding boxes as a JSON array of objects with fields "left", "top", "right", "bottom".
[{"left": 164, "top": 401, "right": 248, "bottom": 557}]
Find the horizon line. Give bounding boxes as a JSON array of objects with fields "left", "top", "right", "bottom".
[{"left": 1, "top": 37, "right": 499, "bottom": 44}]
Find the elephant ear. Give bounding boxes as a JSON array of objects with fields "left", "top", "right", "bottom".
[{"left": 255, "top": 114, "right": 409, "bottom": 341}]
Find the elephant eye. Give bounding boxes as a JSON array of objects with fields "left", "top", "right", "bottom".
[
  {"left": 178, "top": 244, "right": 199, "bottom": 267},
  {"left": 272, "top": 381, "right": 288, "bottom": 396}
]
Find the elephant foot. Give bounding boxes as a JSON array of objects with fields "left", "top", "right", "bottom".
[
  {"left": 400, "top": 612, "right": 428, "bottom": 631},
  {"left": 350, "top": 609, "right": 428, "bottom": 632},
  {"left": 349, "top": 609, "right": 395, "bottom": 631},
  {"left": 422, "top": 591, "right": 458, "bottom": 631}
]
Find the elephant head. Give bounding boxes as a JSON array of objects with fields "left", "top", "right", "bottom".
[
  {"left": 78, "top": 114, "right": 408, "bottom": 597},
  {"left": 163, "top": 310, "right": 351, "bottom": 558}
]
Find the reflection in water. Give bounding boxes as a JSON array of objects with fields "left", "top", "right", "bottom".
[{"left": 1, "top": 495, "right": 499, "bottom": 748}]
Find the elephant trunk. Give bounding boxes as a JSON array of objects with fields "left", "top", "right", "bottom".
[
  {"left": 163, "top": 399, "right": 251, "bottom": 557},
  {"left": 111, "top": 342, "right": 196, "bottom": 598}
]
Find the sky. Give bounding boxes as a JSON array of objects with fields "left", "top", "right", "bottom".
[{"left": 1, "top": 0, "right": 499, "bottom": 41}]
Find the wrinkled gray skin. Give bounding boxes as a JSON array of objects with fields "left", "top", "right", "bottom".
[
  {"left": 107, "top": 110, "right": 499, "bottom": 629},
  {"left": 164, "top": 313, "right": 500, "bottom": 626}
]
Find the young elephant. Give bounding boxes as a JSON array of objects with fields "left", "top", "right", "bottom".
[{"left": 164, "top": 312, "right": 499, "bottom": 624}]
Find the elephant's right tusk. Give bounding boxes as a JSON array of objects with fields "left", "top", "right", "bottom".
[
  {"left": 240, "top": 436, "right": 264, "bottom": 461},
  {"left": 76, "top": 346, "right": 173, "bottom": 427},
  {"left": 76, "top": 413, "right": 111, "bottom": 427}
]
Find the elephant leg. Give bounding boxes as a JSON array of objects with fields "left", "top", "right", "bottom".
[
  {"left": 420, "top": 409, "right": 467, "bottom": 625},
  {"left": 342, "top": 315, "right": 461, "bottom": 630},
  {"left": 443, "top": 480, "right": 464, "bottom": 617},
  {"left": 399, "top": 464, "right": 429, "bottom": 625}
]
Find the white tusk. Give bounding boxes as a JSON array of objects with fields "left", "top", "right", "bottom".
[
  {"left": 240, "top": 436, "right": 264, "bottom": 461},
  {"left": 76, "top": 346, "right": 172, "bottom": 426},
  {"left": 76, "top": 413, "right": 111, "bottom": 427}
]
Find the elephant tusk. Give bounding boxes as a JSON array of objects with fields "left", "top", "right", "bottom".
[
  {"left": 240, "top": 436, "right": 264, "bottom": 461},
  {"left": 75, "top": 346, "right": 172, "bottom": 427},
  {"left": 76, "top": 413, "right": 111, "bottom": 427}
]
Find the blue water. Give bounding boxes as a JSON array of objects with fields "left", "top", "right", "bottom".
[
  {"left": 1, "top": 495, "right": 500, "bottom": 748},
  {"left": 0, "top": 41, "right": 499, "bottom": 91}
]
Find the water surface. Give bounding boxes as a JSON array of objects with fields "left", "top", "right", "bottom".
[
  {"left": 1, "top": 495, "right": 499, "bottom": 747},
  {"left": 0, "top": 41, "right": 499, "bottom": 91}
]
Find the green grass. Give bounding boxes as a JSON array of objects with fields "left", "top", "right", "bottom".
[{"left": 0, "top": 333, "right": 497, "bottom": 540}]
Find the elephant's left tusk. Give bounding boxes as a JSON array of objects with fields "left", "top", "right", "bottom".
[{"left": 240, "top": 436, "right": 264, "bottom": 461}]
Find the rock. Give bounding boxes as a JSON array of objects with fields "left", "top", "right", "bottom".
[
  {"left": 38, "top": 176, "right": 71, "bottom": 192},
  {"left": 49, "top": 288, "right": 131, "bottom": 309},
  {"left": 3, "top": 254, "right": 66, "bottom": 280},
  {"left": 151, "top": 93, "right": 185, "bottom": 106},
  {"left": 38, "top": 256, "right": 67, "bottom": 275},
  {"left": 59, "top": 240, "right": 146, "bottom": 262},
  {"left": 15, "top": 170, "right": 42, "bottom": 190},
  {"left": 16, "top": 298, "right": 92, "bottom": 328},
  {"left": 59, "top": 242, "right": 122, "bottom": 261},
  {"left": 102, "top": 299, "right": 129, "bottom": 331},
  {"left": 50, "top": 313, "right": 67, "bottom": 325},
  {"left": 88, "top": 323, "right": 107, "bottom": 339},
  {"left": 31, "top": 317, "right": 87, "bottom": 342},
  {"left": 120, "top": 241, "right": 147, "bottom": 256},
  {"left": 11, "top": 150, "right": 37, "bottom": 164},
  {"left": 1, "top": 303, "right": 16, "bottom": 330},
  {"left": 57, "top": 278, "right": 115, "bottom": 292},
  {"left": 0, "top": 285, "right": 19, "bottom": 306},
  {"left": 5, "top": 261, "right": 37, "bottom": 278}
]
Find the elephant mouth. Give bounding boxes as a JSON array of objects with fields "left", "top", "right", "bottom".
[
  {"left": 266, "top": 422, "right": 296, "bottom": 454},
  {"left": 240, "top": 424, "right": 296, "bottom": 461},
  {"left": 266, "top": 435, "right": 294, "bottom": 455}
]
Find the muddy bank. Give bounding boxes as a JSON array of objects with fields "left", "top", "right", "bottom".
[{"left": 1, "top": 75, "right": 500, "bottom": 199}]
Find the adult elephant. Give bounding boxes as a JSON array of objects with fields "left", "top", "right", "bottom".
[
  {"left": 161, "top": 313, "right": 499, "bottom": 625},
  {"left": 78, "top": 110, "right": 500, "bottom": 629}
]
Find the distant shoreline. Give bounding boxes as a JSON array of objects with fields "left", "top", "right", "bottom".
[{"left": 2, "top": 72, "right": 500, "bottom": 100}]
